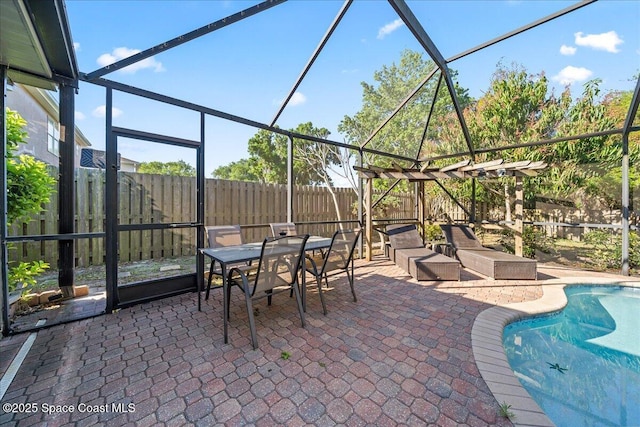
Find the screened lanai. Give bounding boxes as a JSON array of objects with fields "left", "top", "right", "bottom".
[{"left": 1, "top": 0, "right": 639, "bottom": 336}]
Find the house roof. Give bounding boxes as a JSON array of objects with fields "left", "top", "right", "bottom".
[{"left": 0, "top": 0, "right": 78, "bottom": 90}]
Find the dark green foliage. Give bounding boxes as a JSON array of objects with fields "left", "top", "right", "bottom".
[
  {"left": 6, "top": 109, "right": 57, "bottom": 226},
  {"left": 8, "top": 261, "right": 50, "bottom": 293},
  {"left": 138, "top": 160, "right": 196, "bottom": 176},
  {"left": 583, "top": 229, "right": 639, "bottom": 270},
  {"left": 5, "top": 108, "right": 55, "bottom": 291},
  {"left": 500, "top": 226, "right": 555, "bottom": 259}
]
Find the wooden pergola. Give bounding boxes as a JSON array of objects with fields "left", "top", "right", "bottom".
[{"left": 354, "top": 158, "right": 547, "bottom": 261}]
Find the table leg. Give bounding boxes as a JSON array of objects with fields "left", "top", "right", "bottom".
[
  {"left": 222, "top": 263, "right": 228, "bottom": 344},
  {"left": 206, "top": 260, "right": 215, "bottom": 300}
]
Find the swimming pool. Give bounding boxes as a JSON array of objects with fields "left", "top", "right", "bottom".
[{"left": 503, "top": 285, "right": 640, "bottom": 427}]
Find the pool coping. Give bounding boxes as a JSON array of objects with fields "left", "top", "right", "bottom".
[{"left": 471, "top": 277, "right": 640, "bottom": 427}]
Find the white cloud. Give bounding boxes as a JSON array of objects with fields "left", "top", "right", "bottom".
[
  {"left": 552, "top": 66, "right": 593, "bottom": 85},
  {"left": 559, "top": 45, "right": 576, "bottom": 56},
  {"left": 272, "top": 91, "right": 307, "bottom": 107},
  {"left": 341, "top": 69, "right": 359, "bottom": 74},
  {"left": 289, "top": 92, "right": 307, "bottom": 106},
  {"left": 92, "top": 105, "right": 123, "bottom": 118},
  {"left": 73, "top": 42, "right": 81, "bottom": 51},
  {"left": 574, "top": 31, "right": 623, "bottom": 53},
  {"left": 75, "top": 111, "right": 86, "bottom": 121},
  {"left": 377, "top": 18, "right": 404, "bottom": 40},
  {"left": 97, "top": 47, "right": 165, "bottom": 73}
]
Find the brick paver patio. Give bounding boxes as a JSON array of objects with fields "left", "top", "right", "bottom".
[{"left": 1, "top": 256, "right": 636, "bottom": 426}]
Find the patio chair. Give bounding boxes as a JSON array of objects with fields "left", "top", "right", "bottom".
[
  {"left": 270, "top": 222, "right": 297, "bottom": 237},
  {"left": 227, "top": 234, "right": 309, "bottom": 349},
  {"left": 204, "top": 225, "right": 255, "bottom": 300},
  {"left": 304, "top": 229, "right": 361, "bottom": 314},
  {"left": 439, "top": 224, "right": 536, "bottom": 280},
  {"left": 386, "top": 224, "right": 460, "bottom": 281}
]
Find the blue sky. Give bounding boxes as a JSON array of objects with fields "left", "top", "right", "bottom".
[{"left": 65, "top": 0, "right": 640, "bottom": 175}]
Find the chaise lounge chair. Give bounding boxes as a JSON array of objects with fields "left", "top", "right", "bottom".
[
  {"left": 386, "top": 224, "right": 460, "bottom": 281},
  {"left": 439, "top": 224, "right": 537, "bottom": 280}
]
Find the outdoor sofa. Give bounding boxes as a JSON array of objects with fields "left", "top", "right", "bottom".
[
  {"left": 439, "top": 224, "right": 537, "bottom": 280},
  {"left": 386, "top": 224, "right": 460, "bottom": 281}
]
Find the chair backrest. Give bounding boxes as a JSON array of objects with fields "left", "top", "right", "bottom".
[
  {"left": 269, "top": 222, "right": 297, "bottom": 237},
  {"left": 386, "top": 224, "right": 424, "bottom": 249},
  {"left": 206, "top": 225, "right": 244, "bottom": 248},
  {"left": 252, "top": 234, "right": 309, "bottom": 296},
  {"left": 439, "top": 224, "right": 483, "bottom": 249},
  {"left": 322, "top": 229, "right": 361, "bottom": 272}
]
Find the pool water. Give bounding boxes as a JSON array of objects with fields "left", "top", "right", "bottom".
[{"left": 503, "top": 286, "right": 640, "bottom": 427}]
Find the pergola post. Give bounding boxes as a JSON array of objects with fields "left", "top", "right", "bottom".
[
  {"left": 287, "top": 135, "right": 293, "bottom": 223},
  {"left": 417, "top": 181, "right": 425, "bottom": 235},
  {"left": 514, "top": 175, "right": 524, "bottom": 257},
  {"left": 365, "top": 177, "right": 373, "bottom": 261},
  {"left": 357, "top": 151, "right": 363, "bottom": 258}
]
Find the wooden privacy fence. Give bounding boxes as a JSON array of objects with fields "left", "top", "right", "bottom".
[{"left": 8, "top": 169, "right": 416, "bottom": 266}]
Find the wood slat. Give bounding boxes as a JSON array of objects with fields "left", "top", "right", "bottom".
[
  {"left": 460, "top": 159, "right": 504, "bottom": 171},
  {"left": 439, "top": 159, "right": 471, "bottom": 172}
]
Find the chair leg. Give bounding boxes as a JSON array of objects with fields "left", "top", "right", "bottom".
[
  {"left": 349, "top": 260, "right": 357, "bottom": 302},
  {"left": 314, "top": 274, "right": 327, "bottom": 315},
  {"left": 242, "top": 282, "right": 259, "bottom": 350},
  {"left": 347, "top": 269, "right": 357, "bottom": 302},
  {"left": 291, "top": 282, "right": 306, "bottom": 328},
  {"left": 226, "top": 282, "right": 233, "bottom": 320}
]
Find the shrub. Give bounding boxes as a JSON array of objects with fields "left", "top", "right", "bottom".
[
  {"left": 583, "top": 229, "right": 639, "bottom": 270},
  {"left": 8, "top": 261, "right": 50, "bottom": 293},
  {"left": 423, "top": 223, "right": 444, "bottom": 241},
  {"left": 500, "top": 226, "right": 555, "bottom": 259},
  {"left": 5, "top": 108, "right": 54, "bottom": 292}
]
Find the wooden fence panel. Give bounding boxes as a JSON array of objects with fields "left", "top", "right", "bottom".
[
  {"left": 76, "top": 168, "right": 90, "bottom": 267},
  {"left": 90, "top": 169, "right": 104, "bottom": 265},
  {"left": 8, "top": 171, "right": 435, "bottom": 265}
]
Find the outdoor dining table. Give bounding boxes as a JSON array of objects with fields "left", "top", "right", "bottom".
[{"left": 199, "top": 235, "right": 333, "bottom": 344}]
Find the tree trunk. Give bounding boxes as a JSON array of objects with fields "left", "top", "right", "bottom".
[
  {"left": 504, "top": 182, "right": 512, "bottom": 223},
  {"left": 326, "top": 182, "right": 343, "bottom": 226}
]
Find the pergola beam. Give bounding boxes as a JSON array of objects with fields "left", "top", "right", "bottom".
[{"left": 355, "top": 158, "right": 545, "bottom": 181}]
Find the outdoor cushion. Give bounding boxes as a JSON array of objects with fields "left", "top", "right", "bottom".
[
  {"left": 386, "top": 224, "right": 460, "bottom": 281},
  {"left": 394, "top": 248, "right": 460, "bottom": 281},
  {"left": 440, "top": 225, "right": 537, "bottom": 280}
]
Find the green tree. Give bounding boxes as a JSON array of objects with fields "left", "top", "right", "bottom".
[
  {"left": 212, "top": 123, "right": 342, "bottom": 187},
  {"left": 212, "top": 159, "right": 260, "bottom": 181},
  {"left": 5, "top": 108, "right": 55, "bottom": 292},
  {"left": 292, "top": 122, "right": 358, "bottom": 221},
  {"left": 338, "top": 49, "right": 471, "bottom": 216},
  {"left": 138, "top": 160, "right": 196, "bottom": 176},
  {"left": 340, "top": 49, "right": 471, "bottom": 166},
  {"left": 6, "top": 108, "right": 56, "bottom": 225},
  {"left": 459, "top": 64, "right": 567, "bottom": 218}
]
